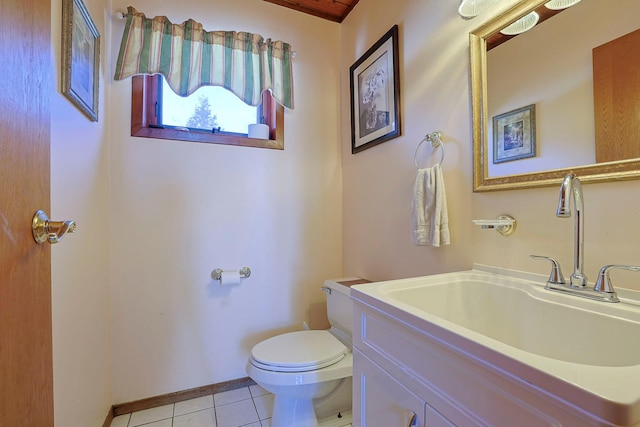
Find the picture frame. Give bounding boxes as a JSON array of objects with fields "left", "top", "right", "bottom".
[
  {"left": 350, "top": 25, "right": 401, "bottom": 154},
  {"left": 62, "top": 0, "right": 100, "bottom": 122},
  {"left": 493, "top": 104, "right": 536, "bottom": 164}
]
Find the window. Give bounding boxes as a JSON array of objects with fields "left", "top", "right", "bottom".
[
  {"left": 160, "top": 77, "right": 257, "bottom": 134},
  {"left": 131, "top": 75, "right": 284, "bottom": 149}
]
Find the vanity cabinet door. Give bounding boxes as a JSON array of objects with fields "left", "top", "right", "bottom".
[
  {"left": 425, "top": 405, "right": 456, "bottom": 427},
  {"left": 353, "top": 348, "right": 425, "bottom": 427}
]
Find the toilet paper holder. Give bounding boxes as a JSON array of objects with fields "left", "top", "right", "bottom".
[{"left": 211, "top": 267, "right": 252, "bottom": 281}]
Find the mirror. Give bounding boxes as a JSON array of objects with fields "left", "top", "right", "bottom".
[{"left": 470, "top": 0, "right": 640, "bottom": 191}]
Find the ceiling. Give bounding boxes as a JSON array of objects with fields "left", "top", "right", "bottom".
[{"left": 263, "top": 0, "right": 360, "bottom": 23}]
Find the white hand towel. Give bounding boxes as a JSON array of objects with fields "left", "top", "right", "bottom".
[{"left": 411, "top": 164, "right": 450, "bottom": 247}]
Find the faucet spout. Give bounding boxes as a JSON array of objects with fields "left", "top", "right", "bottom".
[{"left": 557, "top": 173, "right": 587, "bottom": 287}]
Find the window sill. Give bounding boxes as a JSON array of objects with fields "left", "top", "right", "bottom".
[{"left": 131, "top": 125, "right": 284, "bottom": 150}]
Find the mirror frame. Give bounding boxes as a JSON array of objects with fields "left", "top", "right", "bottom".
[{"left": 470, "top": 0, "right": 640, "bottom": 192}]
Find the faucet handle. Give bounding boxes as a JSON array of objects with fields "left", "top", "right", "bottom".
[
  {"left": 530, "top": 255, "right": 566, "bottom": 285},
  {"left": 594, "top": 265, "right": 640, "bottom": 296}
]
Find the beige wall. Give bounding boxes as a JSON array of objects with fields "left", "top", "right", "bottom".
[
  {"left": 107, "top": 0, "right": 342, "bottom": 404},
  {"left": 341, "top": 0, "right": 640, "bottom": 290},
  {"left": 341, "top": 0, "right": 481, "bottom": 280},
  {"left": 50, "top": 0, "right": 112, "bottom": 425}
]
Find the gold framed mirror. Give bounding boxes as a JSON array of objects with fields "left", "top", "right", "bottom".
[{"left": 470, "top": 0, "right": 640, "bottom": 192}]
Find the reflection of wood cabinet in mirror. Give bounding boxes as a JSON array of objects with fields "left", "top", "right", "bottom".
[
  {"left": 593, "top": 28, "right": 640, "bottom": 163},
  {"left": 470, "top": 0, "right": 640, "bottom": 192}
]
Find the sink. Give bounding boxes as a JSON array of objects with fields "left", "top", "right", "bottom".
[
  {"left": 380, "top": 272, "right": 640, "bottom": 367},
  {"left": 351, "top": 265, "right": 640, "bottom": 425}
]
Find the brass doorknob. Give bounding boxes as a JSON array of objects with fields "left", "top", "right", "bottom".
[{"left": 32, "top": 210, "right": 77, "bottom": 244}]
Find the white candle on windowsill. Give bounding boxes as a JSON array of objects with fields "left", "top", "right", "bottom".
[{"left": 248, "top": 123, "right": 269, "bottom": 139}]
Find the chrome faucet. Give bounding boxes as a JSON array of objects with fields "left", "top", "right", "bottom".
[
  {"left": 530, "top": 173, "right": 640, "bottom": 303},
  {"left": 557, "top": 173, "right": 588, "bottom": 287},
  {"left": 531, "top": 173, "right": 640, "bottom": 303}
]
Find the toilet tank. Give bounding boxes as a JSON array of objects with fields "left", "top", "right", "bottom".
[{"left": 323, "top": 277, "right": 370, "bottom": 339}]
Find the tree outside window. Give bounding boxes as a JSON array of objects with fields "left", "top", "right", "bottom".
[{"left": 186, "top": 94, "right": 220, "bottom": 131}]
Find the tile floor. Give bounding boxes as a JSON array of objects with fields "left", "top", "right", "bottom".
[{"left": 110, "top": 384, "right": 353, "bottom": 427}]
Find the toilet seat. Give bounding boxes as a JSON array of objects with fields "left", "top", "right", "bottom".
[{"left": 250, "top": 330, "right": 347, "bottom": 373}]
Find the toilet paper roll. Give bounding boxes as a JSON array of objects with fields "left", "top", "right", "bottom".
[
  {"left": 248, "top": 123, "right": 270, "bottom": 139},
  {"left": 220, "top": 270, "right": 242, "bottom": 286}
]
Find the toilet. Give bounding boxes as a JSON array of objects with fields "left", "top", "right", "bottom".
[{"left": 246, "top": 278, "right": 363, "bottom": 427}]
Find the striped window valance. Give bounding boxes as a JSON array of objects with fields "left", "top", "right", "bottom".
[{"left": 114, "top": 6, "right": 294, "bottom": 109}]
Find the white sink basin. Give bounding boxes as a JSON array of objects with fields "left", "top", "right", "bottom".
[
  {"left": 381, "top": 273, "right": 640, "bottom": 367},
  {"left": 352, "top": 265, "right": 640, "bottom": 425}
]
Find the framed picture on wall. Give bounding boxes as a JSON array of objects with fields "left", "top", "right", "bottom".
[
  {"left": 62, "top": 0, "right": 100, "bottom": 122},
  {"left": 493, "top": 104, "right": 536, "bottom": 163},
  {"left": 350, "top": 25, "right": 401, "bottom": 154}
]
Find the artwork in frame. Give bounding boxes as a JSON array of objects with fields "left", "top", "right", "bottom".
[
  {"left": 493, "top": 104, "right": 536, "bottom": 164},
  {"left": 350, "top": 25, "right": 401, "bottom": 154},
  {"left": 62, "top": 0, "right": 100, "bottom": 122}
]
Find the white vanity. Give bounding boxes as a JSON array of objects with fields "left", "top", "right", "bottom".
[{"left": 350, "top": 265, "right": 640, "bottom": 426}]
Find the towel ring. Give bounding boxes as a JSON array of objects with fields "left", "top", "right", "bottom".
[{"left": 414, "top": 131, "right": 445, "bottom": 169}]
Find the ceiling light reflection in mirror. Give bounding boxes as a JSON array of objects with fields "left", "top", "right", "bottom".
[
  {"left": 545, "top": 0, "right": 582, "bottom": 10},
  {"left": 500, "top": 11, "right": 539, "bottom": 35}
]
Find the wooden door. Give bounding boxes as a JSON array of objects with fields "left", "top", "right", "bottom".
[{"left": 0, "top": 0, "right": 54, "bottom": 425}]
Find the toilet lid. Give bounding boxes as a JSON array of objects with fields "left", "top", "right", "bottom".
[{"left": 251, "top": 330, "right": 347, "bottom": 372}]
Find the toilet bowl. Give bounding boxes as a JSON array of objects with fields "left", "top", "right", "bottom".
[{"left": 246, "top": 278, "right": 360, "bottom": 427}]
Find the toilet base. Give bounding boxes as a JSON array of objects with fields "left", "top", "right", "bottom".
[
  {"left": 271, "top": 398, "right": 352, "bottom": 427},
  {"left": 271, "top": 395, "right": 318, "bottom": 427}
]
